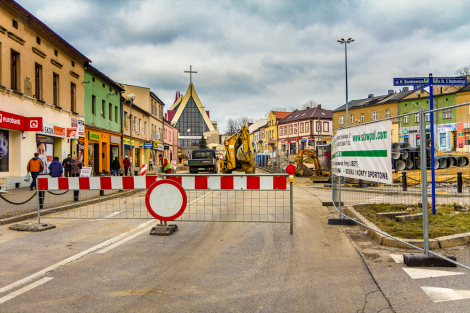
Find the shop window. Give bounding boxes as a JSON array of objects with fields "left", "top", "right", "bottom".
[
  {"left": 10, "top": 50, "right": 19, "bottom": 91},
  {"left": 35, "top": 63, "right": 42, "bottom": 100},
  {"left": 53, "top": 73, "right": 59, "bottom": 106},
  {"left": 0, "top": 130, "right": 9, "bottom": 172},
  {"left": 71, "top": 83, "right": 76, "bottom": 112},
  {"left": 92, "top": 95, "right": 96, "bottom": 115}
]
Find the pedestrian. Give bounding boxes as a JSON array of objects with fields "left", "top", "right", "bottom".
[
  {"left": 123, "top": 155, "right": 130, "bottom": 176},
  {"left": 159, "top": 154, "right": 172, "bottom": 174},
  {"left": 62, "top": 154, "right": 73, "bottom": 177},
  {"left": 48, "top": 156, "right": 63, "bottom": 178},
  {"left": 111, "top": 157, "right": 121, "bottom": 176},
  {"left": 71, "top": 156, "right": 83, "bottom": 177},
  {"left": 149, "top": 157, "right": 154, "bottom": 171},
  {"left": 27, "top": 153, "right": 44, "bottom": 190}
]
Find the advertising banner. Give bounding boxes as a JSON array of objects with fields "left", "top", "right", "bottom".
[
  {"left": 79, "top": 167, "right": 92, "bottom": 177},
  {"left": 78, "top": 120, "right": 85, "bottom": 137},
  {"left": 0, "top": 110, "right": 42, "bottom": 131},
  {"left": 66, "top": 128, "right": 78, "bottom": 138},
  {"left": 331, "top": 120, "right": 392, "bottom": 184},
  {"left": 36, "top": 135, "right": 54, "bottom": 174}
]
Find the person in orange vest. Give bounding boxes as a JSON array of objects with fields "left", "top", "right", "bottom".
[
  {"left": 159, "top": 154, "right": 172, "bottom": 174},
  {"left": 27, "top": 153, "right": 44, "bottom": 190}
]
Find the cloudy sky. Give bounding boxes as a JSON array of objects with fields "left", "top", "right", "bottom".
[{"left": 17, "top": 0, "right": 470, "bottom": 130}]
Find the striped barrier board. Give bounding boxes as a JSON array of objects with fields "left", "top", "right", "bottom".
[
  {"left": 37, "top": 176, "right": 160, "bottom": 190},
  {"left": 37, "top": 175, "right": 287, "bottom": 191},
  {"left": 166, "top": 175, "right": 286, "bottom": 190}
]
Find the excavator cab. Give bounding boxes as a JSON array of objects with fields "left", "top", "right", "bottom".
[{"left": 295, "top": 144, "right": 331, "bottom": 177}]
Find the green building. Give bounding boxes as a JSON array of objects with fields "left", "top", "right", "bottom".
[
  {"left": 83, "top": 64, "right": 125, "bottom": 175},
  {"left": 398, "top": 88, "right": 457, "bottom": 150}
]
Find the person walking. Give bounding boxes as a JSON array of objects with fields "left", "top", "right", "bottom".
[
  {"left": 62, "top": 154, "right": 73, "bottom": 177},
  {"left": 159, "top": 154, "right": 172, "bottom": 174},
  {"left": 111, "top": 157, "right": 121, "bottom": 176},
  {"left": 149, "top": 157, "right": 154, "bottom": 171},
  {"left": 48, "top": 157, "right": 63, "bottom": 178},
  {"left": 123, "top": 156, "right": 130, "bottom": 176},
  {"left": 71, "top": 156, "right": 83, "bottom": 177},
  {"left": 27, "top": 153, "right": 44, "bottom": 190}
]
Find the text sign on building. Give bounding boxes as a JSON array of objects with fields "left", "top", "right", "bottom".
[
  {"left": 40, "top": 122, "right": 66, "bottom": 138},
  {"left": 0, "top": 110, "right": 42, "bottom": 131},
  {"left": 144, "top": 143, "right": 153, "bottom": 149},
  {"left": 331, "top": 120, "right": 392, "bottom": 184},
  {"left": 88, "top": 131, "right": 100, "bottom": 141}
]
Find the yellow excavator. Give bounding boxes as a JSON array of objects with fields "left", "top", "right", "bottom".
[
  {"left": 295, "top": 145, "right": 331, "bottom": 177},
  {"left": 220, "top": 125, "right": 255, "bottom": 173}
]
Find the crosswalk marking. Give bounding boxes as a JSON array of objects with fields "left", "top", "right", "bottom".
[
  {"left": 421, "top": 287, "right": 470, "bottom": 303},
  {"left": 389, "top": 254, "right": 404, "bottom": 263},
  {"left": 402, "top": 268, "right": 465, "bottom": 280}
]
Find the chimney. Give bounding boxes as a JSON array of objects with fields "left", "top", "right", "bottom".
[
  {"left": 388, "top": 89, "right": 394, "bottom": 94},
  {"left": 403, "top": 87, "right": 409, "bottom": 92},
  {"left": 368, "top": 94, "right": 374, "bottom": 98}
]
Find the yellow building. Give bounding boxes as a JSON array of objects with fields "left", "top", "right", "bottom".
[
  {"left": 0, "top": 1, "right": 90, "bottom": 189},
  {"left": 264, "top": 111, "right": 290, "bottom": 154},
  {"left": 332, "top": 90, "right": 418, "bottom": 143},
  {"left": 456, "top": 84, "right": 470, "bottom": 152}
]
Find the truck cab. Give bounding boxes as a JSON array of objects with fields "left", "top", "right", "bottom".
[{"left": 188, "top": 149, "right": 218, "bottom": 174}]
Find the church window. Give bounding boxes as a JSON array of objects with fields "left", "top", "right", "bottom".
[{"left": 175, "top": 97, "right": 209, "bottom": 145}]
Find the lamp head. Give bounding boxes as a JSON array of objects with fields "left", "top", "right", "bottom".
[{"left": 126, "top": 93, "right": 136, "bottom": 102}]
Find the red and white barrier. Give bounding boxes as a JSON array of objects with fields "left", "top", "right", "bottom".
[
  {"left": 141, "top": 164, "right": 147, "bottom": 176},
  {"left": 37, "top": 176, "right": 159, "bottom": 190},
  {"left": 37, "top": 175, "right": 287, "bottom": 191},
  {"left": 166, "top": 175, "right": 286, "bottom": 190}
]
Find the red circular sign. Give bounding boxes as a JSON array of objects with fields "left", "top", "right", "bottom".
[
  {"left": 285, "top": 163, "right": 296, "bottom": 175},
  {"left": 145, "top": 179, "right": 187, "bottom": 221}
]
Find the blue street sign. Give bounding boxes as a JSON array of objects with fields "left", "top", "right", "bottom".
[
  {"left": 393, "top": 77, "right": 429, "bottom": 86},
  {"left": 432, "top": 77, "right": 467, "bottom": 85},
  {"left": 413, "top": 84, "right": 428, "bottom": 91}
]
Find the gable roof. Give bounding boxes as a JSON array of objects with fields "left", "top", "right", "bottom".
[
  {"left": 332, "top": 90, "right": 417, "bottom": 113},
  {"left": 278, "top": 106, "right": 332, "bottom": 124},
  {"left": 168, "top": 83, "right": 215, "bottom": 131},
  {"left": 272, "top": 111, "right": 290, "bottom": 119}
]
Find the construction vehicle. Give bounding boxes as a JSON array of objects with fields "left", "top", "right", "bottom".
[
  {"left": 220, "top": 125, "right": 255, "bottom": 173},
  {"left": 295, "top": 144, "right": 331, "bottom": 178}
]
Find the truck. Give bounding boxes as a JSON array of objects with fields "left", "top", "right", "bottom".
[{"left": 188, "top": 149, "right": 218, "bottom": 174}]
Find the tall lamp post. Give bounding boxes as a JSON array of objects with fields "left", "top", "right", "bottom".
[
  {"left": 126, "top": 93, "right": 136, "bottom": 175},
  {"left": 337, "top": 38, "right": 354, "bottom": 126}
]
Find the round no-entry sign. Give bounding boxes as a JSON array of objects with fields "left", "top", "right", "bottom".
[{"left": 145, "top": 179, "right": 187, "bottom": 221}]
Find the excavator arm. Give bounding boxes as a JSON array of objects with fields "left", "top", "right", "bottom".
[
  {"left": 220, "top": 126, "right": 254, "bottom": 173},
  {"left": 295, "top": 149, "right": 323, "bottom": 177}
]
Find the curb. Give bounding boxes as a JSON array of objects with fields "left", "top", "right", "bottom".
[
  {"left": 344, "top": 206, "right": 470, "bottom": 249},
  {"left": 0, "top": 189, "right": 141, "bottom": 226}
]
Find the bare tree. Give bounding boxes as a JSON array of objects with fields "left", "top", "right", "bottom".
[
  {"left": 455, "top": 65, "right": 470, "bottom": 77},
  {"left": 302, "top": 100, "right": 318, "bottom": 109},
  {"left": 236, "top": 116, "right": 254, "bottom": 129},
  {"left": 225, "top": 118, "right": 238, "bottom": 135}
]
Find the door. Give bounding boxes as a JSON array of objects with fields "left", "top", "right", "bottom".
[{"left": 93, "top": 143, "right": 100, "bottom": 175}]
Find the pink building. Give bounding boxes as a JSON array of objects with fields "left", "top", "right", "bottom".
[{"left": 163, "top": 119, "right": 179, "bottom": 162}]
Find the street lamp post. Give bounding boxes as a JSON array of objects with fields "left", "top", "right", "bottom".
[
  {"left": 126, "top": 93, "right": 136, "bottom": 175},
  {"left": 337, "top": 38, "right": 354, "bottom": 127}
]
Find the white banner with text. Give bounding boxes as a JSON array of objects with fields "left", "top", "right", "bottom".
[{"left": 331, "top": 120, "right": 392, "bottom": 184}]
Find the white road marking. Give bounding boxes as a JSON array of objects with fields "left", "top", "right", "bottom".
[
  {"left": 402, "top": 268, "right": 465, "bottom": 280},
  {"left": 389, "top": 254, "right": 404, "bottom": 263},
  {"left": 0, "top": 220, "right": 155, "bottom": 295},
  {"left": 421, "top": 286, "right": 470, "bottom": 303},
  {"left": 0, "top": 277, "right": 54, "bottom": 305},
  {"left": 98, "top": 227, "right": 153, "bottom": 254},
  {"left": 104, "top": 210, "right": 126, "bottom": 218}
]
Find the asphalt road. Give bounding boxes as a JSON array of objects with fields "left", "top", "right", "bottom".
[{"left": 0, "top": 180, "right": 469, "bottom": 312}]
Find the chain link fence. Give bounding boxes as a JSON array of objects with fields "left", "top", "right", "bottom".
[{"left": 332, "top": 105, "right": 470, "bottom": 271}]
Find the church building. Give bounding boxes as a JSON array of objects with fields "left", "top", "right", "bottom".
[{"left": 166, "top": 82, "right": 216, "bottom": 156}]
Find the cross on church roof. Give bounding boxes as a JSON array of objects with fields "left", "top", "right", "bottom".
[{"left": 184, "top": 65, "right": 197, "bottom": 84}]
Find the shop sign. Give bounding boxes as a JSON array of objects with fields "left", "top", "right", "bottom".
[
  {"left": 164, "top": 145, "right": 170, "bottom": 150},
  {"left": 78, "top": 120, "right": 85, "bottom": 137},
  {"left": 0, "top": 110, "right": 42, "bottom": 131},
  {"left": 124, "top": 138, "right": 135, "bottom": 146},
  {"left": 438, "top": 124, "right": 457, "bottom": 133},
  {"left": 459, "top": 132, "right": 464, "bottom": 137},
  {"left": 144, "top": 143, "right": 153, "bottom": 149},
  {"left": 39, "top": 122, "right": 66, "bottom": 138},
  {"left": 153, "top": 141, "right": 159, "bottom": 149},
  {"left": 71, "top": 118, "right": 78, "bottom": 128},
  {"left": 66, "top": 128, "right": 78, "bottom": 138},
  {"left": 110, "top": 135, "right": 121, "bottom": 144},
  {"left": 88, "top": 131, "right": 100, "bottom": 141}
]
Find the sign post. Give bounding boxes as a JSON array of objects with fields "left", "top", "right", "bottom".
[{"left": 393, "top": 74, "right": 467, "bottom": 215}]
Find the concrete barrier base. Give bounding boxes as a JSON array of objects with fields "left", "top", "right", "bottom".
[
  {"left": 403, "top": 253, "right": 457, "bottom": 267},
  {"left": 328, "top": 217, "right": 357, "bottom": 225}
]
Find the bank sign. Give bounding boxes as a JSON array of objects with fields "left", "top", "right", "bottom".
[{"left": 331, "top": 120, "right": 392, "bottom": 184}]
